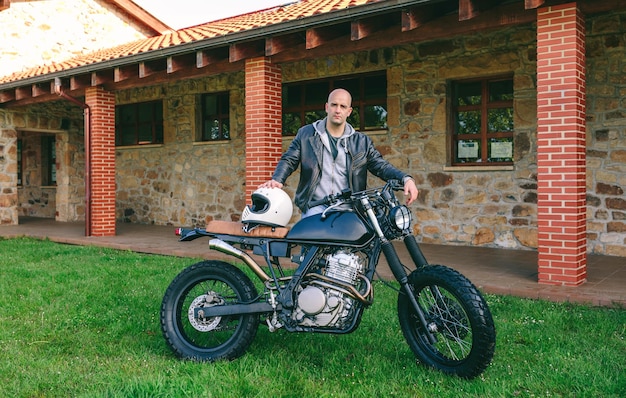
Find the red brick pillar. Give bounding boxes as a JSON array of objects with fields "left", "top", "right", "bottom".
[
  {"left": 244, "top": 57, "right": 282, "bottom": 201},
  {"left": 84, "top": 87, "right": 116, "bottom": 236},
  {"left": 536, "top": 3, "right": 586, "bottom": 286}
]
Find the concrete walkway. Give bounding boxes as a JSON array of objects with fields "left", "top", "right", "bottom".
[{"left": 1, "top": 217, "right": 624, "bottom": 307}]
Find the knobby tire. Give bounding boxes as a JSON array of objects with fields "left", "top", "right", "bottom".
[
  {"left": 397, "top": 265, "right": 496, "bottom": 379},
  {"left": 160, "top": 260, "right": 260, "bottom": 361}
]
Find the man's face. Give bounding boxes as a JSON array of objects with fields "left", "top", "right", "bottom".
[{"left": 325, "top": 91, "right": 353, "bottom": 127}]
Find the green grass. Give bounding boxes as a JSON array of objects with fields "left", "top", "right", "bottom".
[{"left": 0, "top": 237, "right": 624, "bottom": 397}]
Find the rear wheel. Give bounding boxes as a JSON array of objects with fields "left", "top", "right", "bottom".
[
  {"left": 397, "top": 265, "right": 496, "bottom": 379},
  {"left": 160, "top": 260, "right": 259, "bottom": 361}
]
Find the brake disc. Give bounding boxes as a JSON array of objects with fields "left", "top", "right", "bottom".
[{"left": 188, "top": 292, "right": 224, "bottom": 332}]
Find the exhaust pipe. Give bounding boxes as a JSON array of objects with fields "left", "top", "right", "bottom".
[{"left": 209, "top": 239, "right": 271, "bottom": 282}]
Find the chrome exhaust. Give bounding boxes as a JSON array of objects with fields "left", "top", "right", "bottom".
[{"left": 209, "top": 239, "right": 270, "bottom": 282}]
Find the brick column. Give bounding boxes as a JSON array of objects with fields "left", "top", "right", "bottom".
[
  {"left": 244, "top": 57, "right": 283, "bottom": 202},
  {"left": 84, "top": 87, "right": 116, "bottom": 236},
  {"left": 536, "top": 3, "right": 587, "bottom": 286}
]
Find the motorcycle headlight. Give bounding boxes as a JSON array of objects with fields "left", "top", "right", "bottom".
[{"left": 389, "top": 205, "right": 412, "bottom": 231}]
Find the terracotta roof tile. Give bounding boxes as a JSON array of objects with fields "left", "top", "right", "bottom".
[{"left": 0, "top": 0, "right": 378, "bottom": 84}]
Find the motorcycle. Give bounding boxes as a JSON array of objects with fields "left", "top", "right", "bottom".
[{"left": 160, "top": 180, "right": 496, "bottom": 379}]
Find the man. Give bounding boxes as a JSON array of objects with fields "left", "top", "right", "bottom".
[{"left": 261, "top": 88, "right": 418, "bottom": 217}]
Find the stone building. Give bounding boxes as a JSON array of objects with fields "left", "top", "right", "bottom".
[
  {"left": 0, "top": 0, "right": 169, "bottom": 219},
  {"left": 0, "top": 0, "right": 625, "bottom": 287}
]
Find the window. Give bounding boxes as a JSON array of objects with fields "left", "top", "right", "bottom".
[
  {"left": 282, "top": 73, "right": 387, "bottom": 136},
  {"left": 451, "top": 76, "right": 514, "bottom": 165},
  {"left": 199, "top": 92, "right": 230, "bottom": 141},
  {"left": 115, "top": 100, "right": 164, "bottom": 146},
  {"left": 17, "top": 139, "right": 22, "bottom": 186},
  {"left": 41, "top": 135, "right": 56, "bottom": 186}
]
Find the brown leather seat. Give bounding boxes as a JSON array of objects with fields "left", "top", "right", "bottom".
[{"left": 205, "top": 220, "right": 289, "bottom": 239}]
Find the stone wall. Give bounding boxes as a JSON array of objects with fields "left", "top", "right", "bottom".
[
  {"left": 0, "top": 129, "right": 18, "bottom": 224},
  {"left": 0, "top": 101, "right": 84, "bottom": 224},
  {"left": 114, "top": 73, "right": 248, "bottom": 227},
  {"left": 0, "top": 0, "right": 151, "bottom": 78},
  {"left": 585, "top": 11, "right": 626, "bottom": 256}
]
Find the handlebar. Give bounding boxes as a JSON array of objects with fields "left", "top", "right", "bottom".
[
  {"left": 308, "top": 189, "right": 352, "bottom": 208},
  {"left": 307, "top": 179, "right": 404, "bottom": 208}
]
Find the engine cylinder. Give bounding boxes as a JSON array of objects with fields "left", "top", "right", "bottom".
[{"left": 325, "top": 251, "right": 361, "bottom": 284}]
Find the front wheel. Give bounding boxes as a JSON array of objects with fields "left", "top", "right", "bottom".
[
  {"left": 160, "top": 260, "right": 260, "bottom": 361},
  {"left": 397, "top": 265, "right": 496, "bottom": 379}
]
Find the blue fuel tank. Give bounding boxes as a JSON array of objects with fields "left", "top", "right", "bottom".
[{"left": 286, "top": 211, "right": 373, "bottom": 245}]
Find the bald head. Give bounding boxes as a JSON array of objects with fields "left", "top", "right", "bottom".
[
  {"left": 327, "top": 88, "right": 352, "bottom": 107},
  {"left": 325, "top": 88, "right": 353, "bottom": 136}
]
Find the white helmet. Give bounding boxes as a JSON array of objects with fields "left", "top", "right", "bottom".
[{"left": 241, "top": 188, "right": 293, "bottom": 227}]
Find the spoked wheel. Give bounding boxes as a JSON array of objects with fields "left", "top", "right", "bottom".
[
  {"left": 160, "top": 260, "right": 260, "bottom": 361},
  {"left": 398, "top": 265, "right": 496, "bottom": 379}
]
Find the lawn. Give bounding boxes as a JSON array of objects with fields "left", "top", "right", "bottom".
[{"left": 0, "top": 237, "right": 624, "bottom": 397}]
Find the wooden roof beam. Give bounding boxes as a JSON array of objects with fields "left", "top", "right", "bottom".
[
  {"left": 139, "top": 59, "right": 166, "bottom": 78},
  {"left": 459, "top": 0, "right": 500, "bottom": 21},
  {"left": 15, "top": 86, "right": 32, "bottom": 101},
  {"left": 92, "top": 70, "right": 114, "bottom": 87},
  {"left": 229, "top": 40, "right": 265, "bottom": 63},
  {"left": 525, "top": 0, "right": 545, "bottom": 9},
  {"left": 196, "top": 47, "right": 229, "bottom": 68},
  {"left": 306, "top": 24, "right": 350, "bottom": 50},
  {"left": 0, "top": 89, "right": 15, "bottom": 104},
  {"left": 32, "top": 82, "right": 51, "bottom": 97},
  {"left": 266, "top": 33, "right": 304, "bottom": 56},
  {"left": 70, "top": 74, "right": 92, "bottom": 91},
  {"left": 351, "top": 14, "right": 397, "bottom": 41},
  {"left": 114, "top": 65, "right": 139, "bottom": 82},
  {"left": 167, "top": 53, "right": 195, "bottom": 74},
  {"left": 402, "top": 3, "right": 455, "bottom": 32}
]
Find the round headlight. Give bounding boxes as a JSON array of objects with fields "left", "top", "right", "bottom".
[{"left": 390, "top": 205, "right": 412, "bottom": 231}]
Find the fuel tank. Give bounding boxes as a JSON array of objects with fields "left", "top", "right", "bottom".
[{"left": 286, "top": 211, "right": 373, "bottom": 245}]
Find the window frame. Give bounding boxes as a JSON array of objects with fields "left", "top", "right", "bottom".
[
  {"left": 41, "top": 135, "right": 56, "bottom": 186},
  {"left": 198, "top": 91, "right": 230, "bottom": 142},
  {"left": 282, "top": 72, "right": 388, "bottom": 136},
  {"left": 17, "top": 138, "right": 22, "bottom": 186},
  {"left": 449, "top": 75, "right": 514, "bottom": 166},
  {"left": 115, "top": 100, "right": 164, "bottom": 146}
]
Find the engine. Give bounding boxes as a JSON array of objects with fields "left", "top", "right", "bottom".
[{"left": 292, "top": 250, "right": 367, "bottom": 329}]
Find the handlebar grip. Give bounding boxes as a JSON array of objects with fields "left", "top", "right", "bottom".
[
  {"left": 308, "top": 196, "right": 331, "bottom": 208},
  {"left": 308, "top": 189, "right": 352, "bottom": 208}
]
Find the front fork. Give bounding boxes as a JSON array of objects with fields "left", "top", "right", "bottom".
[
  {"left": 362, "top": 200, "right": 436, "bottom": 344},
  {"left": 381, "top": 241, "right": 437, "bottom": 344}
]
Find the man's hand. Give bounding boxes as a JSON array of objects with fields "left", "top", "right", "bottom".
[
  {"left": 259, "top": 179, "right": 283, "bottom": 189},
  {"left": 403, "top": 178, "right": 418, "bottom": 205}
]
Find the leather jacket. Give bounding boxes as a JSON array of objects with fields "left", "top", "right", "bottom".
[{"left": 272, "top": 122, "right": 409, "bottom": 212}]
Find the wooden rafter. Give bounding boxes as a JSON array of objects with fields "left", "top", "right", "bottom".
[
  {"left": 229, "top": 41, "right": 265, "bottom": 63},
  {"left": 266, "top": 33, "right": 305, "bottom": 56},
  {"left": 306, "top": 24, "right": 350, "bottom": 50},
  {"left": 70, "top": 74, "right": 91, "bottom": 91},
  {"left": 525, "top": 0, "right": 545, "bottom": 9},
  {"left": 114, "top": 65, "right": 138, "bottom": 83},
  {"left": 32, "top": 83, "right": 51, "bottom": 98},
  {"left": 402, "top": 2, "right": 458, "bottom": 32},
  {"left": 167, "top": 54, "right": 195, "bottom": 74},
  {"left": 459, "top": 0, "right": 500, "bottom": 21},
  {"left": 91, "top": 70, "right": 114, "bottom": 87},
  {"left": 196, "top": 48, "right": 229, "bottom": 68},
  {"left": 351, "top": 14, "right": 396, "bottom": 41}
]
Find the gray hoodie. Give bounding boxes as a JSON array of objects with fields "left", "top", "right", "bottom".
[{"left": 310, "top": 118, "right": 356, "bottom": 205}]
